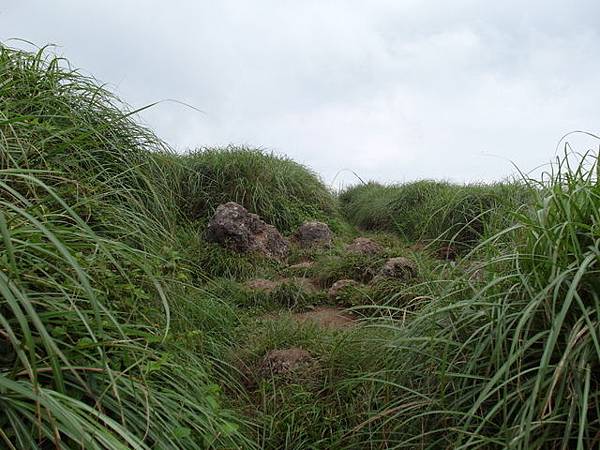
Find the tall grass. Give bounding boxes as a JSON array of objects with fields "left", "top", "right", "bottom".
[
  {"left": 340, "top": 179, "right": 530, "bottom": 249},
  {"left": 0, "top": 44, "right": 254, "bottom": 448},
  {"left": 344, "top": 150, "right": 600, "bottom": 448},
  {"left": 3, "top": 42, "right": 599, "bottom": 450},
  {"left": 180, "top": 147, "right": 341, "bottom": 233}
]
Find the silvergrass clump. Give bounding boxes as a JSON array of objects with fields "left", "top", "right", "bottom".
[
  {"left": 340, "top": 179, "right": 531, "bottom": 250},
  {"left": 343, "top": 150, "right": 600, "bottom": 448},
  {"left": 180, "top": 146, "right": 341, "bottom": 234},
  {"left": 0, "top": 44, "right": 255, "bottom": 449},
  {"left": 4, "top": 41, "right": 600, "bottom": 450}
]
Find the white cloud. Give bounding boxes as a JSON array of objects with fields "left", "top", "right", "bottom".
[{"left": 2, "top": 0, "right": 599, "bottom": 187}]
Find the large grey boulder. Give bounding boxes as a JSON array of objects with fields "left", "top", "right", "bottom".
[
  {"left": 206, "top": 202, "right": 289, "bottom": 260},
  {"left": 294, "top": 221, "right": 333, "bottom": 248}
]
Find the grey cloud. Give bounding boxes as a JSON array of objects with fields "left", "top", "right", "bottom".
[{"left": 2, "top": 0, "right": 599, "bottom": 187}]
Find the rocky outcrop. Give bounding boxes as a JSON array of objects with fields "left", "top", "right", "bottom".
[
  {"left": 378, "top": 257, "right": 417, "bottom": 280},
  {"left": 345, "top": 237, "right": 384, "bottom": 255},
  {"left": 206, "top": 202, "right": 289, "bottom": 260},
  {"left": 294, "top": 221, "right": 333, "bottom": 248}
]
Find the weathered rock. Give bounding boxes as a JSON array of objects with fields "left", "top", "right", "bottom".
[
  {"left": 379, "top": 257, "right": 417, "bottom": 280},
  {"left": 260, "top": 347, "right": 313, "bottom": 376},
  {"left": 245, "top": 279, "right": 279, "bottom": 293},
  {"left": 206, "top": 202, "right": 289, "bottom": 260},
  {"left": 345, "top": 237, "right": 384, "bottom": 255},
  {"left": 328, "top": 279, "right": 360, "bottom": 299},
  {"left": 294, "top": 221, "right": 333, "bottom": 248}
]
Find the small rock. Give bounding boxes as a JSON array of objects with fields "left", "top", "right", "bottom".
[
  {"left": 245, "top": 279, "right": 279, "bottom": 293},
  {"left": 345, "top": 237, "right": 384, "bottom": 255},
  {"left": 260, "top": 347, "right": 313, "bottom": 376},
  {"left": 328, "top": 279, "right": 360, "bottom": 299},
  {"left": 206, "top": 202, "right": 289, "bottom": 260},
  {"left": 294, "top": 221, "right": 333, "bottom": 248},
  {"left": 379, "top": 257, "right": 417, "bottom": 280}
]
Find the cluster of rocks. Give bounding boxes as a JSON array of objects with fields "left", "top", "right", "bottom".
[
  {"left": 207, "top": 202, "right": 419, "bottom": 293},
  {"left": 206, "top": 202, "right": 423, "bottom": 382},
  {"left": 207, "top": 202, "right": 471, "bottom": 386},
  {"left": 206, "top": 202, "right": 333, "bottom": 261}
]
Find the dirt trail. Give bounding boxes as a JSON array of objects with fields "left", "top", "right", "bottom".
[{"left": 293, "top": 306, "right": 356, "bottom": 329}]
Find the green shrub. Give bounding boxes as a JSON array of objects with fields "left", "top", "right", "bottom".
[
  {"left": 0, "top": 44, "right": 254, "bottom": 449},
  {"left": 180, "top": 147, "right": 340, "bottom": 233},
  {"left": 340, "top": 179, "right": 531, "bottom": 249},
  {"left": 344, "top": 151, "right": 600, "bottom": 448}
]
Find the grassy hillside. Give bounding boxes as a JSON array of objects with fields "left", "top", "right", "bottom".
[
  {"left": 0, "top": 44, "right": 255, "bottom": 449},
  {"left": 340, "top": 179, "right": 531, "bottom": 250},
  {"left": 1, "top": 44, "right": 599, "bottom": 449},
  {"left": 180, "top": 147, "right": 341, "bottom": 233}
]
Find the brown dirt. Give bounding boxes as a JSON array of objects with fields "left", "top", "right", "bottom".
[
  {"left": 293, "top": 306, "right": 356, "bottom": 329},
  {"left": 288, "top": 261, "right": 314, "bottom": 270}
]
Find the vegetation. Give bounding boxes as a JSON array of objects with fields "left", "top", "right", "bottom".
[
  {"left": 1, "top": 43, "right": 599, "bottom": 449},
  {"left": 344, "top": 151, "right": 600, "bottom": 448},
  {"left": 340, "top": 179, "right": 531, "bottom": 250},
  {"left": 0, "top": 44, "right": 254, "bottom": 449},
  {"left": 180, "top": 147, "right": 341, "bottom": 233}
]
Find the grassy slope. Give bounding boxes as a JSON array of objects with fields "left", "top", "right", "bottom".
[
  {"left": 180, "top": 147, "right": 343, "bottom": 234},
  {"left": 340, "top": 179, "right": 531, "bottom": 251},
  {"left": 2, "top": 44, "right": 599, "bottom": 450},
  {"left": 0, "top": 44, "right": 256, "bottom": 449}
]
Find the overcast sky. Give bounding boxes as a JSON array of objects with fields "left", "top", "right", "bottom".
[{"left": 2, "top": 1, "right": 599, "bottom": 187}]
